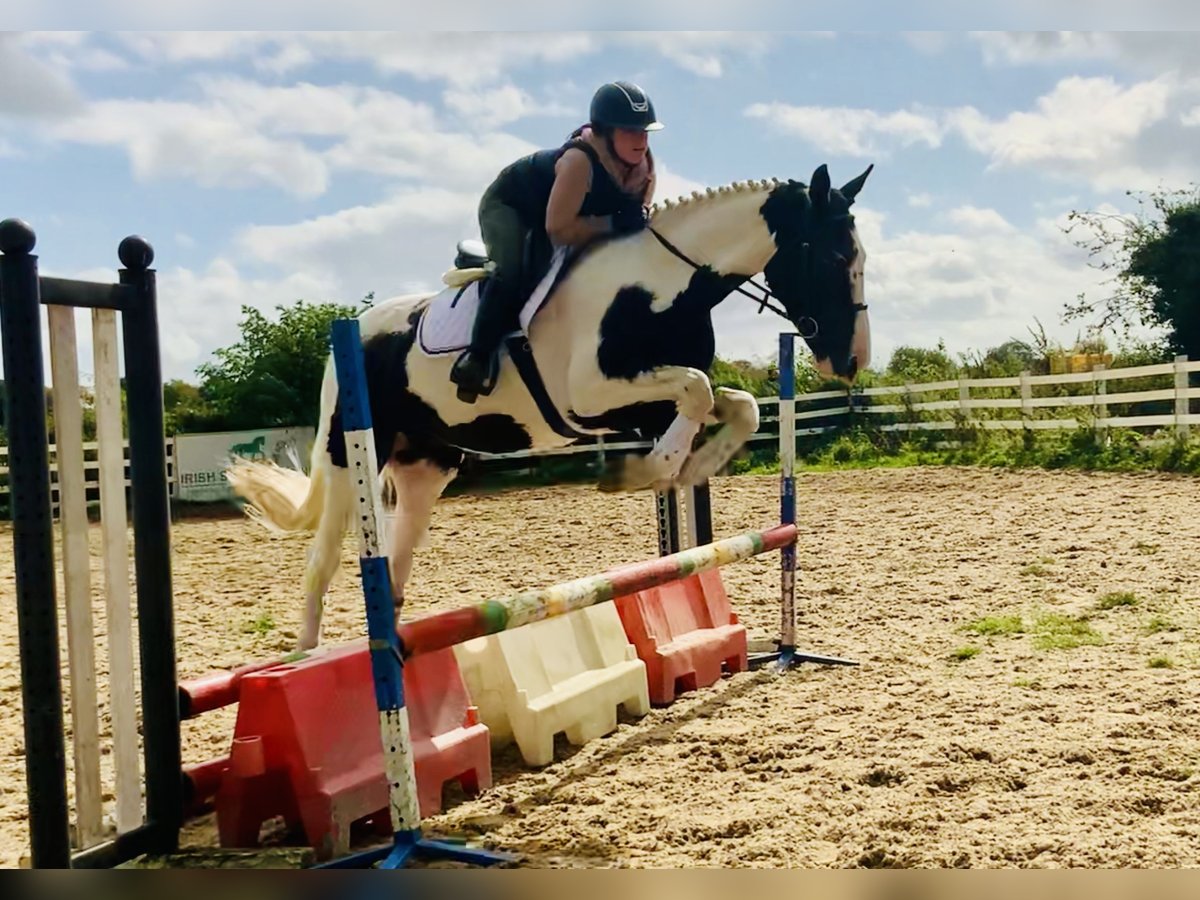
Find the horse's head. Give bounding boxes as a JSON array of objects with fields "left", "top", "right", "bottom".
[{"left": 760, "top": 164, "right": 873, "bottom": 382}]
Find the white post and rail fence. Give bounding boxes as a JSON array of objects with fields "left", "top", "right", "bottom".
[{"left": 3, "top": 356, "right": 1198, "bottom": 517}]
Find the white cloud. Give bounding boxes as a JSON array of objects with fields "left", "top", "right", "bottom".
[
  {"left": 744, "top": 102, "right": 944, "bottom": 157},
  {"left": 326, "top": 128, "right": 535, "bottom": 191},
  {"left": 971, "top": 31, "right": 1118, "bottom": 66},
  {"left": 950, "top": 76, "right": 1170, "bottom": 168},
  {"left": 236, "top": 188, "right": 485, "bottom": 311},
  {"left": 0, "top": 32, "right": 83, "bottom": 117},
  {"left": 903, "top": 32, "right": 954, "bottom": 54},
  {"left": 847, "top": 205, "right": 1128, "bottom": 365},
  {"left": 34, "top": 77, "right": 540, "bottom": 197},
  {"left": 20, "top": 254, "right": 336, "bottom": 382},
  {"left": 651, "top": 162, "right": 707, "bottom": 204},
  {"left": 695, "top": 191, "right": 1131, "bottom": 370},
  {"left": 241, "top": 189, "right": 478, "bottom": 266},
  {"left": 943, "top": 205, "right": 1016, "bottom": 233},
  {"left": 19, "top": 32, "right": 129, "bottom": 72},
  {"left": 948, "top": 75, "right": 1200, "bottom": 192},
  {"left": 47, "top": 97, "right": 331, "bottom": 197},
  {"left": 970, "top": 32, "right": 1200, "bottom": 75},
  {"left": 906, "top": 191, "right": 933, "bottom": 208},
  {"left": 37, "top": 31, "right": 782, "bottom": 87},
  {"left": 193, "top": 78, "right": 535, "bottom": 189},
  {"left": 619, "top": 31, "right": 776, "bottom": 78},
  {"left": 747, "top": 73, "right": 1200, "bottom": 194},
  {"left": 155, "top": 260, "right": 339, "bottom": 378},
  {"left": 442, "top": 84, "right": 575, "bottom": 129}
]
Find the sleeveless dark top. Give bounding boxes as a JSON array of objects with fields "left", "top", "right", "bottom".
[{"left": 491, "top": 138, "right": 640, "bottom": 230}]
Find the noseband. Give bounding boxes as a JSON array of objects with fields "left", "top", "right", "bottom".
[{"left": 647, "top": 225, "right": 868, "bottom": 340}]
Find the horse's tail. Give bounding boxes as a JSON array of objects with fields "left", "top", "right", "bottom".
[{"left": 226, "top": 358, "right": 340, "bottom": 534}]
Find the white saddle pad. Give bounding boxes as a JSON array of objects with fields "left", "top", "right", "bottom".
[{"left": 417, "top": 246, "right": 570, "bottom": 356}]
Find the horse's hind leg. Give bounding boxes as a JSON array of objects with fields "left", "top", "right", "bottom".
[
  {"left": 299, "top": 462, "right": 354, "bottom": 650},
  {"left": 677, "top": 388, "right": 760, "bottom": 486},
  {"left": 383, "top": 457, "right": 458, "bottom": 623}
]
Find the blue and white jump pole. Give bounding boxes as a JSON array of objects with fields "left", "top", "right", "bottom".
[
  {"left": 751, "top": 333, "right": 857, "bottom": 671},
  {"left": 317, "top": 318, "right": 515, "bottom": 870}
]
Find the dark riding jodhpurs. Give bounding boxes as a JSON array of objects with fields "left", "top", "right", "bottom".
[{"left": 469, "top": 183, "right": 537, "bottom": 354}]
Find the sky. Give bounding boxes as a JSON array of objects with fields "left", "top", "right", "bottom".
[{"left": 2, "top": 30, "right": 1199, "bottom": 385}]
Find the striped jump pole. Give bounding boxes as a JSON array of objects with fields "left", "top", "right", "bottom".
[
  {"left": 317, "top": 318, "right": 514, "bottom": 870},
  {"left": 399, "top": 523, "right": 798, "bottom": 659},
  {"left": 755, "top": 332, "right": 857, "bottom": 670}
]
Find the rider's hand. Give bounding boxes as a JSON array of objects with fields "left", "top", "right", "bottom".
[{"left": 610, "top": 204, "right": 650, "bottom": 235}]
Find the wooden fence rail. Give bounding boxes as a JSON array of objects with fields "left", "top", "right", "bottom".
[{"left": 3, "top": 356, "right": 1196, "bottom": 511}]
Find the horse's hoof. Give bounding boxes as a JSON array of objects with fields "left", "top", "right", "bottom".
[
  {"left": 598, "top": 456, "right": 658, "bottom": 492},
  {"left": 597, "top": 468, "right": 624, "bottom": 492}
]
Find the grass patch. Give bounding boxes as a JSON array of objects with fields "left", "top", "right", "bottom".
[
  {"left": 1020, "top": 563, "right": 1052, "bottom": 577},
  {"left": 1145, "top": 616, "right": 1180, "bottom": 634},
  {"left": 1148, "top": 657, "right": 1174, "bottom": 669},
  {"left": 950, "top": 645, "right": 981, "bottom": 661},
  {"left": 963, "top": 615, "right": 1025, "bottom": 636},
  {"left": 1031, "top": 613, "right": 1104, "bottom": 650},
  {"left": 241, "top": 613, "right": 276, "bottom": 637},
  {"left": 788, "top": 423, "right": 1200, "bottom": 477},
  {"left": 1096, "top": 591, "right": 1139, "bottom": 610},
  {"left": 1134, "top": 541, "right": 1160, "bottom": 555},
  {"left": 1012, "top": 678, "right": 1043, "bottom": 690}
]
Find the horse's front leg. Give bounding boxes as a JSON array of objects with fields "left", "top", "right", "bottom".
[
  {"left": 569, "top": 365, "right": 715, "bottom": 492},
  {"left": 677, "top": 387, "right": 760, "bottom": 486}
]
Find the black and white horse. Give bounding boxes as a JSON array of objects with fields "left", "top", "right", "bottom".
[{"left": 227, "top": 163, "right": 873, "bottom": 649}]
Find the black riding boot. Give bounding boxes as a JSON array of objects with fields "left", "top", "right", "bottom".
[{"left": 450, "top": 276, "right": 521, "bottom": 403}]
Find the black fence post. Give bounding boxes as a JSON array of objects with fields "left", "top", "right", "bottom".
[
  {"left": 118, "top": 236, "right": 182, "bottom": 854},
  {"left": 0, "top": 219, "right": 72, "bottom": 868}
]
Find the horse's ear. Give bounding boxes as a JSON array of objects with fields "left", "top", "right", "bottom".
[
  {"left": 809, "top": 164, "right": 831, "bottom": 212},
  {"left": 840, "top": 163, "right": 874, "bottom": 205}
]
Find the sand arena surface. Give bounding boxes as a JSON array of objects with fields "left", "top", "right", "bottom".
[{"left": 2, "top": 467, "right": 1198, "bottom": 867}]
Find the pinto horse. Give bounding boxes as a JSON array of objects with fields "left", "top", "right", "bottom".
[{"left": 227, "top": 163, "right": 874, "bottom": 649}]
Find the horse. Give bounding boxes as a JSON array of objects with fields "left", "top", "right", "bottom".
[
  {"left": 227, "top": 163, "right": 874, "bottom": 650},
  {"left": 229, "top": 434, "right": 267, "bottom": 460}
]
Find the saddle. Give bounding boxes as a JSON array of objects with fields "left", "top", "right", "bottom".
[
  {"left": 418, "top": 236, "right": 591, "bottom": 440},
  {"left": 419, "top": 234, "right": 577, "bottom": 357},
  {"left": 441, "top": 239, "right": 490, "bottom": 288}
]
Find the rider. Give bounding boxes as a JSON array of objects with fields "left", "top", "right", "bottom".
[{"left": 449, "top": 80, "right": 663, "bottom": 402}]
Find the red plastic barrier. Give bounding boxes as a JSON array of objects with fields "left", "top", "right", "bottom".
[
  {"left": 178, "top": 653, "right": 301, "bottom": 719},
  {"left": 615, "top": 569, "right": 748, "bottom": 705},
  {"left": 208, "top": 639, "right": 491, "bottom": 860}
]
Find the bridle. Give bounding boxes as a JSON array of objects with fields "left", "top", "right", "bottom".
[{"left": 647, "top": 223, "right": 868, "bottom": 341}]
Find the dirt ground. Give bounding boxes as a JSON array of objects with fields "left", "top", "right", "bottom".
[{"left": 2, "top": 467, "right": 1199, "bottom": 868}]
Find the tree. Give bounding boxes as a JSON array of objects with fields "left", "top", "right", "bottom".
[
  {"left": 959, "top": 339, "right": 1041, "bottom": 378},
  {"left": 163, "top": 379, "right": 219, "bottom": 434},
  {"left": 1063, "top": 186, "right": 1200, "bottom": 359},
  {"left": 197, "top": 297, "right": 372, "bottom": 430},
  {"left": 884, "top": 340, "right": 959, "bottom": 384}
]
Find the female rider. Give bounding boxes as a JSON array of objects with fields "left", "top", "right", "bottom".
[{"left": 450, "top": 80, "right": 663, "bottom": 402}]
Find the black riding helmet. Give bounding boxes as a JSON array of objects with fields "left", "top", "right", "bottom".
[{"left": 589, "top": 81, "right": 664, "bottom": 132}]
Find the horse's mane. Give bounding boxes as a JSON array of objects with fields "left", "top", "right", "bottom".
[{"left": 648, "top": 177, "right": 787, "bottom": 220}]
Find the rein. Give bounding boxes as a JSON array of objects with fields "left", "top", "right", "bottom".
[{"left": 647, "top": 224, "right": 868, "bottom": 341}]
